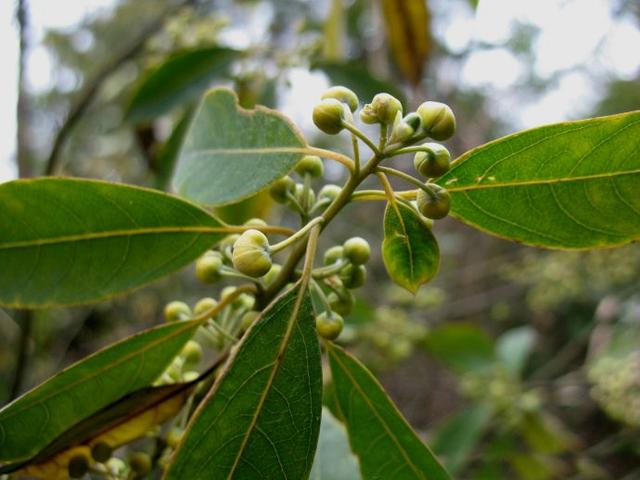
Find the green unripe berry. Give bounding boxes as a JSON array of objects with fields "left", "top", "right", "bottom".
[
  {"left": 232, "top": 229, "right": 272, "bottom": 278},
  {"left": 263, "top": 263, "right": 282, "bottom": 285},
  {"left": 166, "top": 427, "right": 184, "bottom": 449},
  {"left": 129, "top": 452, "right": 152, "bottom": 475},
  {"left": 68, "top": 453, "right": 90, "bottom": 478},
  {"left": 241, "top": 310, "right": 260, "bottom": 330},
  {"left": 343, "top": 237, "right": 370, "bottom": 265},
  {"left": 181, "top": 340, "right": 202, "bottom": 366},
  {"left": 323, "top": 246, "right": 345, "bottom": 265},
  {"left": 195, "top": 252, "right": 223, "bottom": 284},
  {"left": 269, "top": 176, "right": 295, "bottom": 203},
  {"left": 328, "top": 291, "right": 354, "bottom": 316},
  {"left": 315, "top": 311, "right": 344, "bottom": 340},
  {"left": 340, "top": 264, "right": 367, "bottom": 289},
  {"left": 313, "top": 98, "right": 346, "bottom": 134},
  {"left": 318, "top": 184, "right": 342, "bottom": 204},
  {"left": 194, "top": 297, "right": 218, "bottom": 317},
  {"left": 164, "top": 301, "right": 191, "bottom": 322},
  {"left": 91, "top": 442, "right": 112, "bottom": 463},
  {"left": 244, "top": 217, "right": 268, "bottom": 228},
  {"left": 295, "top": 155, "right": 324, "bottom": 178},
  {"left": 321, "top": 86, "right": 359, "bottom": 112},
  {"left": 417, "top": 101, "right": 456, "bottom": 141},
  {"left": 413, "top": 143, "right": 451, "bottom": 178},
  {"left": 361, "top": 93, "right": 403, "bottom": 125},
  {"left": 416, "top": 185, "right": 451, "bottom": 219}
]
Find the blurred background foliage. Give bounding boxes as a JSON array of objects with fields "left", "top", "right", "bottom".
[{"left": 2, "top": 0, "right": 640, "bottom": 478}]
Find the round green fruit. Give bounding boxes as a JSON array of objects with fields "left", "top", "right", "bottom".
[
  {"left": 315, "top": 311, "right": 345, "bottom": 340},
  {"left": 416, "top": 185, "right": 451, "bottom": 219},
  {"left": 343, "top": 237, "right": 370, "bottom": 265}
]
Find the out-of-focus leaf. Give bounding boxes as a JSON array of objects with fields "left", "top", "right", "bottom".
[
  {"left": 0, "top": 178, "right": 226, "bottom": 307},
  {"left": 126, "top": 47, "right": 239, "bottom": 122},
  {"left": 312, "top": 61, "right": 406, "bottom": 107},
  {"left": 327, "top": 342, "right": 451, "bottom": 480},
  {"left": 310, "top": 407, "right": 361, "bottom": 479},
  {"left": 0, "top": 320, "right": 199, "bottom": 464},
  {"left": 520, "top": 413, "right": 576, "bottom": 455},
  {"left": 432, "top": 405, "right": 493, "bottom": 474},
  {"left": 154, "top": 109, "right": 194, "bottom": 190},
  {"left": 214, "top": 190, "right": 274, "bottom": 224},
  {"left": 173, "top": 88, "right": 307, "bottom": 206},
  {"left": 496, "top": 326, "right": 535, "bottom": 375},
  {"left": 380, "top": 0, "right": 431, "bottom": 85},
  {"left": 165, "top": 285, "right": 322, "bottom": 479},
  {"left": 423, "top": 324, "right": 495, "bottom": 374},
  {"left": 382, "top": 201, "right": 439, "bottom": 293},
  {"left": 436, "top": 111, "right": 640, "bottom": 249}
]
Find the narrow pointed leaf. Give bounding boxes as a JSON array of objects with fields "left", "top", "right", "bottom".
[
  {"left": 0, "top": 320, "right": 199, "bottom": 464},
  {"left": 126, "top": 47, "right": 239, "bottom": 123},
  {"left": 0, "top": 178, "right": 225, "bottom": 307},
  {"left": 327, "top": 343, "right": 451, "bottom": 480},
  {"left": 437, "top": 111, "right": 640, "bottom": 249},
  {"left": 310, "top": 407, "right": 361, "bottom": 480},
  {"left": 173, "top": 88, "right": 307, "bottom": 206},
  {"left": 166, "top": 285, "right": 322, "bottom": 479},
  {"left": 382, "top": 202, "right": 439, "bottom": 293}
]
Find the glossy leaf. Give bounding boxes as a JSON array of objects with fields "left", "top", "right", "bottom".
[
  {"left": 0, "top": 320, "right": 199, "bottom": 464},
  {"left": 382, "top": 201, "right": 440, "bottom": 293},
  {"left": 326, "top": 343, "right": 451, "bottom": 480},
  {"left": 166, "top": 285, "right": 322, "bottom": 479},
  {"left": 380, "top": 0, "right": 431, "bottom": 85},
  {"left": 312, "top": 61, "right": 407, "bottom": 107},
  {"left": 126, "top": 47, "right": 239, "bottom": 122},
  {"left": 310, "top": 407, "right": 361, "bottom": 480},
  {"left": 173, "top": 87, "right": 307, "bottom": 206},
  {"left": 0, "top": 178, "right": 225, "bottom": 307},
  {"left": 437, "top": 111, "right": 640, "bottom": 249}
]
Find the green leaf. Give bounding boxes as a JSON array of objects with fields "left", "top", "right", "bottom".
[
  {"left": 312, "top": 61, "right": 407, "bottom": 107},
  {"left": 173, "top": 87, "right": 307, "bottom": 206},
  {"left": 382, "top": 201, "right": 439, "bottom": 293},
  {"left": 153, "top": 108, "right": 194, "bottom": 190},
  {"left": 166, "top": 284, "right": 322, "bottom": 479},
  {"left": 0, "top": 320, "right": 199, "bottom": 464},
  {"left": 310, "top": 407, "right": 361, "bottom": 480},
  {"left": 0, "top": 178, "right": 225, "bottom": 307},
  {"left": 423, "top": 324, "right": 495, "bottom": 374},
  {"left": 326, "top": 343, "right": 451, "bottom": 480},
  {"left": 432, "top": 405, "right": 492, "bottom": 474},
  {"left": 437, "top": 111, "right": 640, "bottom": 249},
  {"left": 126, "top": 47, "right": 239, "bottom": 123}
]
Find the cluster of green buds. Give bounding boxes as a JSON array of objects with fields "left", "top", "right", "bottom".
[{"left": 66, "top": 448, "right": 152, "bottom": 479}]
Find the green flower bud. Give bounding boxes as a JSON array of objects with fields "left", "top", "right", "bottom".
[
  {"left": 340, "top": 264, "right": 367, "bottom": 289},
  {"left": 328, "top": 291, "right": 354, "bottom": 316},
  {"left": 219, "top": 234, "right": 240, "bottom": 258},
  {"left": 321, "top": 86, "right": 359, "bottom": 112},
  {"left": 194, "top": 297, "right": 218, "bottom": 318},
  {"left": 315, "top": 311, "right": 345, "bottom": 340},
  {"left": 390, "top": 112, "right": 422, "bottom": 144},
  {"left": 195, "top": 252, "right": 223, "bottom": 284},
  {"left": 166, "top": 427, "right": 184, "bottom": 449},
  {"left": 417, "top": 101, "right": 456, "bottom": 141},
  {"left": 318, "top": 184, "right": 342, "bottom": 204},
  {"left": 413, "top": 143, "right": 451, "bottom": 178},
  {"left": 343, "top": 237, "right": 370, "bottom": 265},
  {"left": 164, "top": 301, "right": 191, "bottom": 322},
  {"left": 313, "top": 98, "right": 346, "bottom": 134},
  {"left": 221, "top": 286, "right": 255, "bottom": 310},
  {"left": 181, "top": 340, "right": 202, "bottom": 366},
  {"left": 244, "top": 217, "right": 268, "bottom": 228},
  {"left": 269, "top": 176, "right": 295, "bottom": 203},
  {"left": 361, "top": 93, "right": 403, "bottom": 125},
  {"left": 129, "top": 452, "right": 152, "bottom": 475},
  {"left": 293, "top": 183, "right": 316, "bottom": 209},
  {"left": 324, "top": 245, "right": 345, "bottom": 265},
  {"left": 241, "top": 310, "right": 260, "bottom": 330},
  {"left": 232, "top": 229, "right": 272, "bottom": 277},
  {"left": 91, "top": 442, "right": 112, "bottom": 463},
  {"left": 68, "top": 453, "right": 90, "bottom": 478},
  {"left": 294, "top": 155, "right": 324, "bottom": 178},
  {"left": 416, "top": 184, "right": 451, "bottom": 219},
  {"left": 263, "top": 263, "right": 282, "bottom": 285}
]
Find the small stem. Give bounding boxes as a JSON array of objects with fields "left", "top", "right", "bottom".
[
  {"left": 375, "top": 172, "right": 397, "bottom": 205},
  {"left": 271, "top": 217, "right": 324, "bottom": 253},
  {"left": 299, "top": 225, "right": 322, "bottom": 290},
  {"left": 379, "top": 124, "right": 388, "bottom": 151},
  {"left": 310, "top": 279, "right": 332, "bottom": 312},
  {"left": 351, "top": 133, "right": 360, "bottom": 174},
  {"left": 341, "top": 121, "right": 381, "bottom": 155},
  {"left": 191, "top": 284, "right": 256, "bottom": 324},
  {"left": 311, "top": 258, "right": 348, "bottom": 278},
  {"left": 304, "top": 146, "right": 355, "bottom": 171},
  {"left": 376, "top": 166, "right": 428, "bottom": 192},
  {"left": 207, "top": 320, "right": 237, "bottom": 344},
  {"left": 350, "top": 189, "right": 417, "bottom": 202},
  {"left": 219, "top": 266, "right": 263, "bottom": 284},
  {"left": 285, "top": 191, "right": 305, "bottom": 215},
  {"left": 301, "top": 173, "right": 312, "bottom": 223},
  {"left": 386, "top": 145, "right": 433, "bottom": 156}
]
